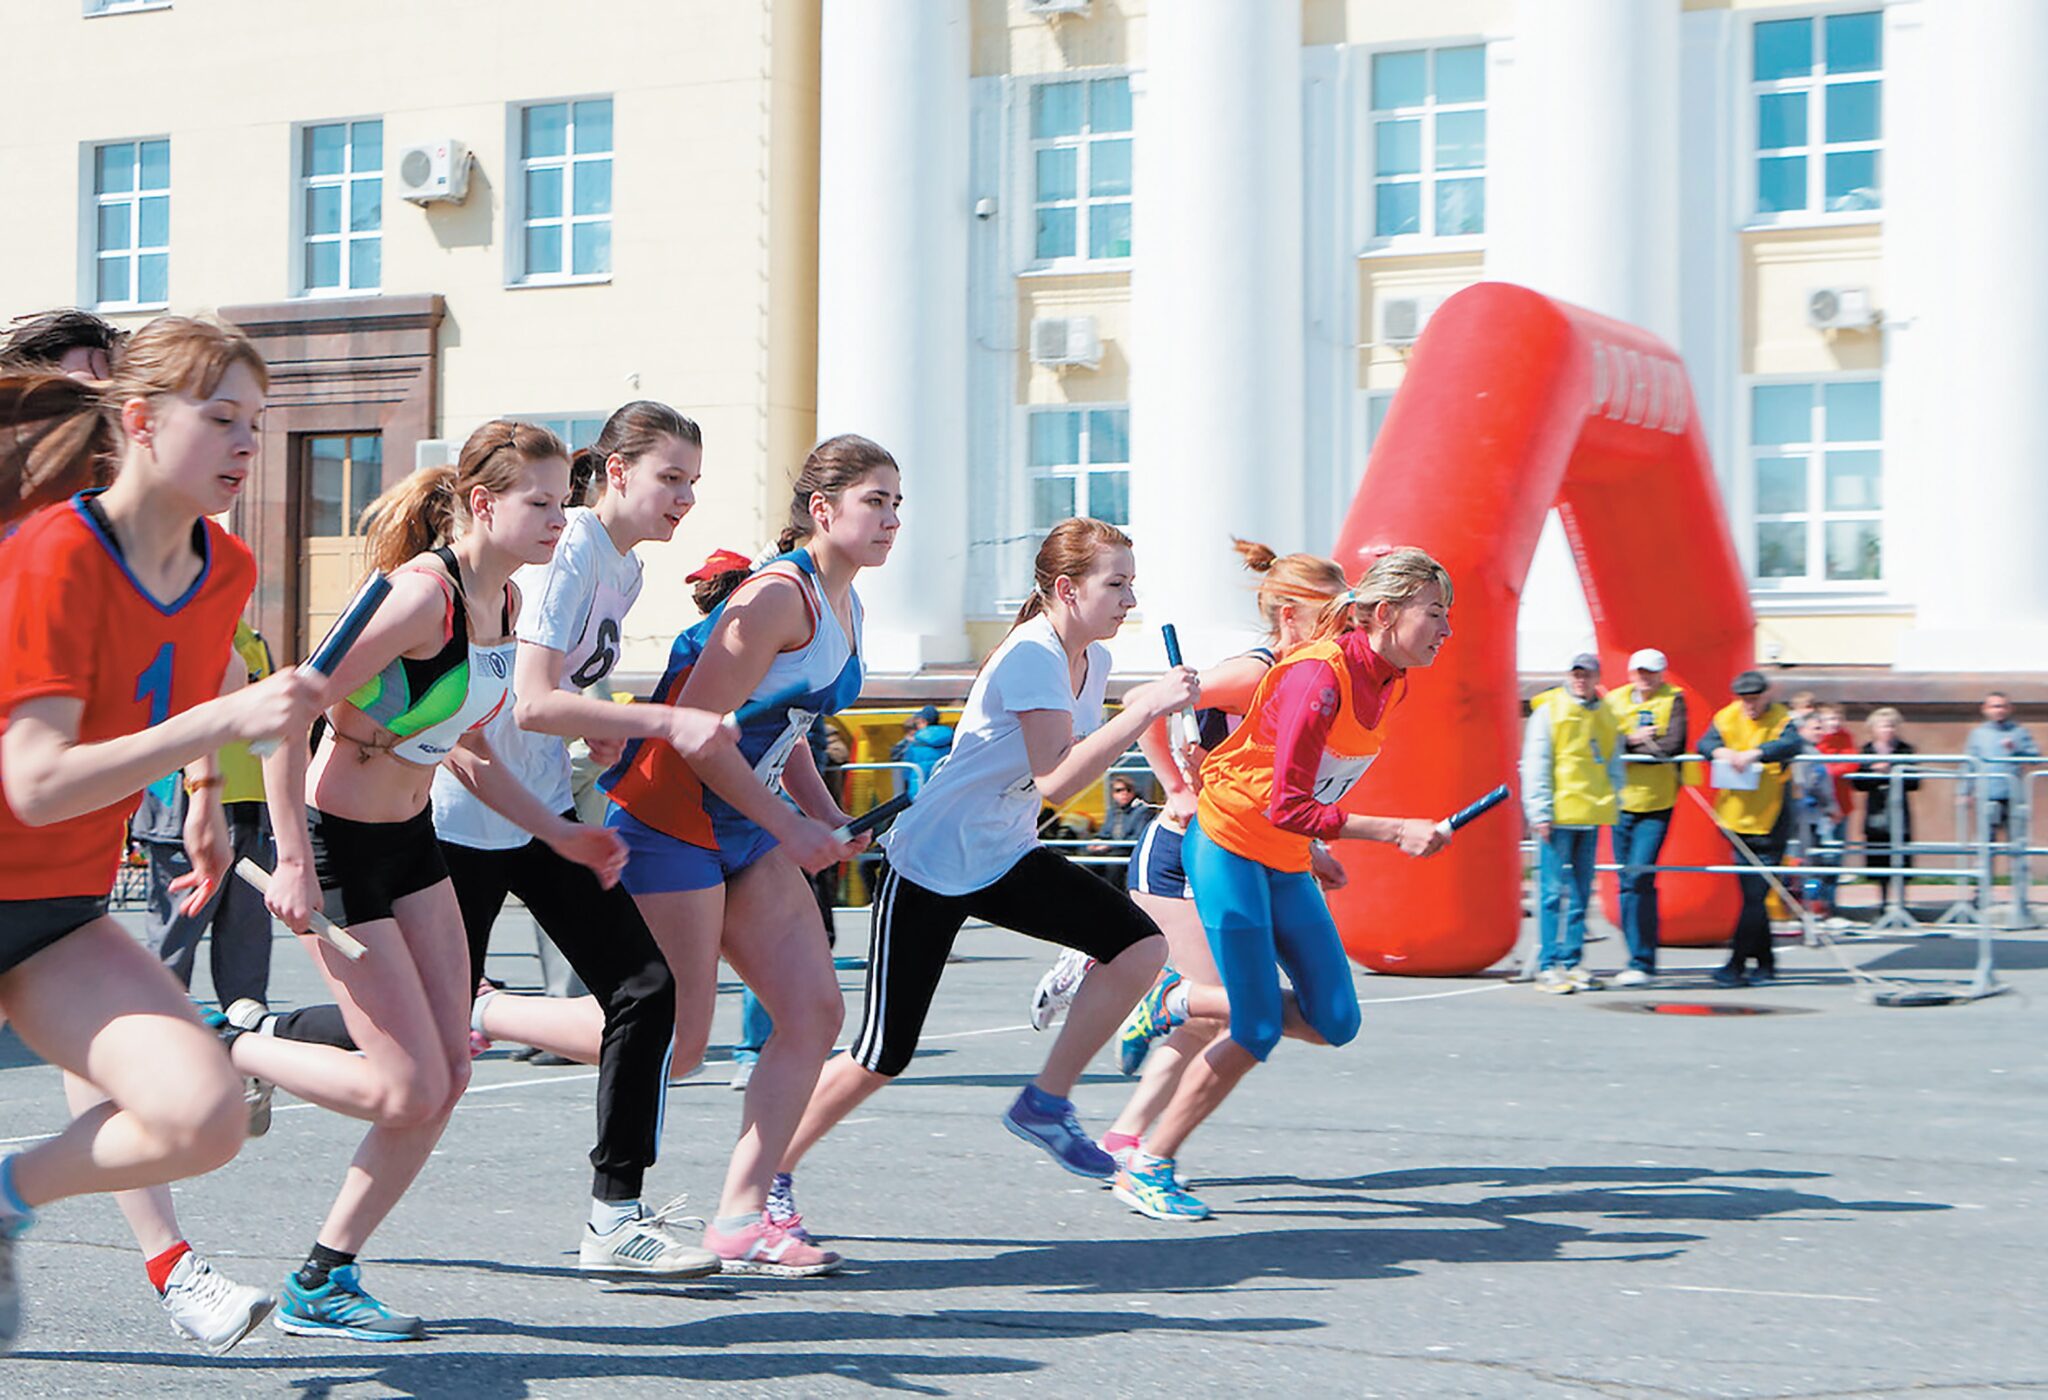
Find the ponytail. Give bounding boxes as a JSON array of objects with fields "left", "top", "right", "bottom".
[
  {"left": 359, "top": 418, "right": 567, "bottom": 576},
  {"left": 1232, "top": 536, "right": 1348, "bottom": 639},
  {"left": 1010, "top": 516, "right": 1134, "bottom": 628}
]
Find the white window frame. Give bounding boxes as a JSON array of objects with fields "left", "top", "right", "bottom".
[
  {"left": 508, "top": 96, "right": 614, "bottom": 287},
  {"left": 84, "top": 0, "right": 172, "bottom": 15},
  {"left": 88, "top": 138, "right": 170, "bottom": 313},
  {"left": 1023, "top": 405, "right": 1131, "bottom": 533},
  {"left": 1742, "top": 5, "right": 1884, "bottom": 228},
  {"left": 1740, "top": 372, "right": 1885, "bottom": 594},
  {"left": 294, "top": 118, "right": 384, "bottom": 298},
  {"left": 1362, "top": 41, "right": 1488, "bottom": 253},
  {"left": 1020, "top": 71, "right": 1134, "bottom": 273}
]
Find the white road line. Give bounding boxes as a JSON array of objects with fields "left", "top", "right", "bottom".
[
  {"left": 1359, "top": 983, "right": 1510, "bottom": 1004},
  {"left": 923, "top": 1022, "right": 1035, "bottom": 1041},
  {"left": 1654, "top": 1283, "right": 1881, "bottom": 1304}
]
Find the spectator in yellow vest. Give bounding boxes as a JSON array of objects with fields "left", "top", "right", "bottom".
[
  {"left": 1602, "top": 648, "right": 1689, "bottom": 987},
  {"left": 1699, "top": 669, "right": 1801, "bottom": 987},
  {"left": 1521, "top": 653, "right": 1624, "bottom": 994}
]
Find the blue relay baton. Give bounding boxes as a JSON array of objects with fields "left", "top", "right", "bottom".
[
  {"left": 250, "top": 570, "right": 392, "bottom": 758},
  {"left": 1160, "top": 624, "right": 1200, "bottom": 783},
  {"left": 1435, "top": 783, "right": 1512, "bottom": 836}
]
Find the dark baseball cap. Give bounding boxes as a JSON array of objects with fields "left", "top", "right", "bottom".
[
  {"left": 1569, "top": 652, "right": 1600, "bottom": 674},
  {"left": 1730, "top": 669, "right": 1769, "bottom": 696}
]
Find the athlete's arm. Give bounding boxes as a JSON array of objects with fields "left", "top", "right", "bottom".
[
  {"left": 779, "top": 737, "right": 849, "bottom": 827},
  {"left": 1021, "top": 666, "right": 1199, "bottom": 809},
  {"left": 1136, "top": 652, "right": 1269, "bottom": 815},
  {"left": 447, "top": 728, "right": 627, "bottom": 888},
  {"left": 671, "top": 573, "right": 855, "bottom": 872},
  {"left": 170, "top": 648, "right": 246, "bottom": 916},
  {"left": 512, "top": 640, "right": 728, "bottom": 761},
  {"left": 1263, "top": 657, "right": 1445, "bottom": 857}
]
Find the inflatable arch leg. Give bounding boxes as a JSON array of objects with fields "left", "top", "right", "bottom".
[{"left": 1328, "top": 282, "right": 1752, "bottom": 976}]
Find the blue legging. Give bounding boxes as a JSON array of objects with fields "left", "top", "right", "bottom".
[{"left": 1182, "top": 819, "right": 1361, "bottom": 1062}]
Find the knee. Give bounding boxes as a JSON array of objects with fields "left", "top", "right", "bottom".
[
  {"left": 622, "top": 960, "right": 676, "bottom": 1012},
  {"left": 1229, "top": 1013, "right": 1283, "bottom": 1063},
  {"left": 1314, "top": 999, "right": 1362, "bottom": 1049},
  {"left": 437, "top": 1054, "right": 473, "bottom": 1118},
  {"left": 167, "top": 1074, "right": 249, "bottom": 1173},
  {"left": 373, "top": 1060, "right": 453, "bottom": 1129},
  {"left": 1113, "top": 933, "right": 1169, "bottom": 980}
]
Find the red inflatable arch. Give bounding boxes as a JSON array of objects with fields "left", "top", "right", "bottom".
[{"left": 1328, "top": 282, "right": 1753, "bottom": 976}]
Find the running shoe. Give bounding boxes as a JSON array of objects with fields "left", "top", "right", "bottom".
[
  {"left": 1002, "top": 1088, "right": 1117, "bottom": 1178},
  {"left": 160, "top": 1252, "right": 274, "bottom": 1354},
  {"left": 1536, "top": 967, "right": 1574, "bottom": 995},
  {"left": 1106, "top": 1142, "right": 1193, "bottom": 1193},
  {"left": 702, "top": 1218, "right": 843, "bottom": 1278},
  {"left": 1610, "top": 968, "right": 1652, "bottom": 988},
  {"left": 274, "top": 1263, "right": 424, "bottom": 1342},
  {"left": 224, "top": 998, "right": 271, "bottom": 1035},
  {"left": 197, "top": 1005, "right": 272, "bottom": 1138},
  {"left": 1113, "top": 1157, "right": 1211, "bottom": 1221},
  {"left": 1116, "top": 967, "right": 1186, "bottom": 1078},
  {"left": 1709, "top": 966, "right": 1747, "bottom": 989},
  {"left": 764, "top": 1172, "right": 813, "bottom": 1242},
  {"left": 1029, "top": 948, "right": 1095, "bottom": 1032},
  {"left": 578, "top": 1196, "right": 721, "bottom": 1278},
  {"left": 1564, "top": 966, "right": 1602, "bottom": 992}
]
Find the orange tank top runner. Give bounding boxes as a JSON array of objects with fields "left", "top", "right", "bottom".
[{"left": 1195, "top": 631, "right": 1404, "bottom": 872}]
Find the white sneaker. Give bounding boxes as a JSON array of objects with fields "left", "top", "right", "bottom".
[
  {"left": 578, "top": 1197, "right": 722, "bottom": 1278},
  {"left": 1611, "top": 967, "right": 1652, "bottom": 988},
  {"left": 1536, "top": 968, "right": 1575, "bottom": 995},
  {"left": 1565, "top": 966, "right": 1602, "bottom": 991},
  {"left": 160, "top": 1252, "right": 274, "bottom": 1354},
  {"left": 1030, "top": 948, "right": 1095, "bottom": 1031},
  {"left": 223, "top": 998, "right": 271, "bottom": 1034},
  {"left": 730, "top": 1060, "right": 755, "bottom": 1092}
]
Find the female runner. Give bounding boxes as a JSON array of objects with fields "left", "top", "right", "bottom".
[
  {"left": 601, "top": 435, "right": 892, "bottom": 1276},
  {"left": 766, "top": 518, "right": 1199, "bottom": 1241},
  {"left": 0, "top": 317, "right": 321, "bottom": 1349},
  {"left": 1113, "top": 547, "right": 1455, "bottom": 1221}
]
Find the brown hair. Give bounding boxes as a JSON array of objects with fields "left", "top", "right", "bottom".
[
  {"left": 776, "top": 433, "right": 898, "bottom": 555},
  {"left": 692, "top": 568, "right": 749, "bottom": 616},
  {"left": 0, "top": 314, "right": 267, "bottom": 527},
  {"left": 1011, "top": 516, "right": 1135, "bottom": 628},
  {"left": 359, "top": 418, "right": 567, "bottom": 576},
  {"left": 1310, "top": 545, "right": 1454, "bottom": 643},
  {"left": 570, "top": 399, "right": 702, "bottom": 506},
  {"left": 1232, "top": 537, "right": 1348, "bottom": 639},
  {"left": 0, "top": 308, "right": 123, "bottom": 370}
]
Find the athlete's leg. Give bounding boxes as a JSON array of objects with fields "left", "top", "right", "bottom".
[
  {"left": 1106, "top": 889, "right": 1225, "bottom": 1141},
  {"left": 629, "top": 885, "right": 727, "bottom": 1079},
  {"left": 1266, "top": 871, "right": 1361, "bottom": 1048},
  {"left": 716, "top": 850, "right": 842, "bottom": 1219}
]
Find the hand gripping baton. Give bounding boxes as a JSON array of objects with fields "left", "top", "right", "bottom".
[
  {"left": 834, "top": 793, "right": 914, "bottom": 843},
  {"left": 250, "top": 570, "right": 392, "bottom": 759},
  {"left": 234, "top": 857, "right": 368, "bottom": 960},
  {"left": 1160, "top": 625, "right": 1200, "bottom": 784},
  {"left": 1436, "top": 783, "right": 1511, "bottom": 837}
]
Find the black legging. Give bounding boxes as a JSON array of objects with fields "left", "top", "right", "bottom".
[
  {"left": 1723, "top": 823, "right": 1786, "bottom": 976},
  {"left": 439, "top": 821, "right": 676, "bottom": 1202}
]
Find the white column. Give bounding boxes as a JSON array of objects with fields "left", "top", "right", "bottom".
[
  {"left": 1127, "top": 2, "right": 1305, "bottom": 667},
  {"left": 816, "top": 1, "right": 970, "bottom": 672},
  {"left": 1895, "top": 0, "right": 2048, "bottom": 671},
  {"left": 1492, "top": 0, "right": 1682, "bottom": 671}
]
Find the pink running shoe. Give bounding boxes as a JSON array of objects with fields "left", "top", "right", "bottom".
[
  {"left": 468, "top": 1029, "right": 492, "bottom": 1059},
  {"left": 703, "top": 1217, "right": 843, "bottom": 1278}
]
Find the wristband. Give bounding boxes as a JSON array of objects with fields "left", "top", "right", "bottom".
[{"left": 183, "top": 775, "right": 223, "bottom": 796}]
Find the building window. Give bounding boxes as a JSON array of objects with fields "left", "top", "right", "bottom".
[
  {"left": 1369, "top": 45, "right": 1486, "bottom": 241},
  {"left": 1749, "top": 378, "right": 1881, "bottom": 586},
  {"left": 92, "top": 139, "right": 169, "bottom": 310},
  {"left": 84, "top": 1, "right": 172, "bottom": 14},
  {"left": 1028, "top": 407, "right": 1129, "bottom": 528},
  {"left": 301, "top": 120, "right": 382, "bottom": 295},
  {"left": 518, "top": 99, "right": 613, "bottom": 281},
  {"left": 1751, "top": 11, "right": 1882, "bottom": 218},
  {"left": 1030, "top": 76, "right": 1132, "bottom": 264},
  {"left": 515, "top": 413, "right": 607, "bottom": 453}
]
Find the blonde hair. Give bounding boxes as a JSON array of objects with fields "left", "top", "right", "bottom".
[
  {"left": 0, "top": 315, "right": 267, "bottom": 526},
  {"left": 1867, "top": 706, "right": 1904, "bottom": 732},
  {"left": 359, "top": 418, "right": 567, "bottom": 576},
  {"left": 1232, "top": 538, "right": 1348, "bottom": 639},
  {"left": 1012, "top": 516, "right": 1134, "bottom": 629},
  {"left": 1310, "top": 545, "right": 1454, "bottom": 643}
]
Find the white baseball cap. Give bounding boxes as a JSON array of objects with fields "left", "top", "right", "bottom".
[{"left": 1628, "top": 648, "right": 1669, "bottom": 673}]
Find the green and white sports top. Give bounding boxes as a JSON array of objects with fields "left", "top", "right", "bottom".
[{"left": 343, "top": 546, "right": 516, "bottom": 766}]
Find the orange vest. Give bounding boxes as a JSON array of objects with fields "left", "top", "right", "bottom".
[{"left": 1196, "top": 637, "right": 1394, "bottom": 872}]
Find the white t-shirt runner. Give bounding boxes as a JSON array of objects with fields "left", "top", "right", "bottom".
[
  {"left": 431, "top": 508, "right": 643, "bottom": 850},
  {"left": 881, "top": 614, "right": 1110, "bottom": 896}
]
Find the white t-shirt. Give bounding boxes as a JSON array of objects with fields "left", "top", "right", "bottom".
[
  {"left": 882, "top": 614, "right": 1110, "bottom": 895},
  {"left": 431, "top": 508, "right": 644, "bottom": 849}
]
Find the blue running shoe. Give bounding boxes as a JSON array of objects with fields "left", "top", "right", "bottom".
[
  {"left": 274, "top": 1264, "right": 423, "bottom": 1342},
  {"left": 1113, "top": 1156, "right": 1211, "bottom": 1221},
  {"left": 1002, "top": 1088, "right": 1116, "bottom": 1178},
  {"left": 1116, "top": 967, "right": 1185, "bottom": 1078}
]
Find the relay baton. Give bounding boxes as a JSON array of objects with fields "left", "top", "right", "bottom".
[
  {"left": 250, "top": 570, "right": 392, "bottom": 759},
  {"left": 835, "top": 792, "right": 913, "bottom": 843},
  {"left": 1436, "top": 783, "right": 1512, "bottom": 836},
  {"left": 1160, "top": 624, "right": 1200, "bottom": 783},
  {"left": 235, "top": 857, "right": 367, "bottom": 960}
]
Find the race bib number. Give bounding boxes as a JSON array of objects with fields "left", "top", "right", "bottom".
[
  {"left": 754, "top": 708, "right": 818, "bottom": 789},
  {"left": 1310, "top": 751, "right": 1376, "bottom": 805}
]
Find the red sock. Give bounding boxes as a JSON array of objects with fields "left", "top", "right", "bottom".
[
  {"left": 146, "top": 1240, "right": 192, "bottom": 1294},
  {"left": 1101, "top": 1131, "right": 1141, "bottom": 1154}
]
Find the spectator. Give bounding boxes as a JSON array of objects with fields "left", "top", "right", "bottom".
[
  {"left": 1850, "top": 706, "right": 1919, "bottom": 880},
  {"left": 1699, "top": 669, "right": 1801, "bottom": 987},
  {"left": 1967, "top": 691, "right": 2039, "bottom": 846},
  {"left": 902, "top": 704, "right": 954, "bottom": 783},
  {"left": 1521, "top": 653, "right": 1624, "bottom": 994},
  {"left": 1088, "top": 776, "right": 1158, "bottom": 888},
  {"left": 1807, "top": 702, "right": 1859, "bottom": 921},
  {"left": 1790, "top": 711, "right": 1844, "bottom": 922},
  {"left": 1603, "top": 647, "right": 1688, "bottom": 986}
]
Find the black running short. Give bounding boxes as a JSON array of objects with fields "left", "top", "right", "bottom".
[
  {"left": 0, "top": 896, "right": 110, "bottom": 975},
  {"left": 306, "top": 804, "right": 448, "bottom": 927}
]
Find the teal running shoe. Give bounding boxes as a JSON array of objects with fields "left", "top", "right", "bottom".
[
  {"left": 274, "top": 1264, "right": 424, "bottom": 1342},
  {"left": 1113, "top": 1156, "right": 1210, "bottom": 1221},
  {"left": 1116, "top": 967, "right": 1185, "bottom": 1078}
]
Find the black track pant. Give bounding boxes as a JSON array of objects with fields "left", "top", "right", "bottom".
[{"left": 439, "top": 822, "right": 676, "bottom": 1202}]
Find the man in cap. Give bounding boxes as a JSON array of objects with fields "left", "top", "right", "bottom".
[
  {"left": 1521, "top": 654, "right": 1625, "bottom": 993},
  {"left": 1698, "top": 670, "right": 1801, "bottom": 987},
  {"left": 1601, "top": 648, "right": 1688, "bottom": 986}
]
